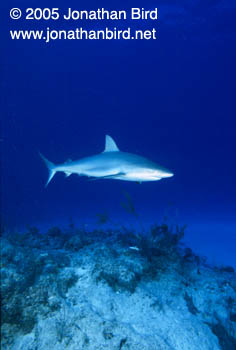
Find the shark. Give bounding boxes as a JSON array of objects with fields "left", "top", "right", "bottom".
[{"left": 39, "top": 135, "right": 174, "bottom": 187}]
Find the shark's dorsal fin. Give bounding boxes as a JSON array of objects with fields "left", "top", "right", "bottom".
[{"left": 104, "top": 135, "right": 119, "bottom": 152}]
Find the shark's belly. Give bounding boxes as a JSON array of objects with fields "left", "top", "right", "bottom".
[
  {"left": 114, "top": 173, "right": 161, "bottom": 182},
  {"left": 85, "top": 167, "right": 120, "bottom": 177}
]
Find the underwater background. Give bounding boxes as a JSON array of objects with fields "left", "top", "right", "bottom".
[
  {"left": 2, "top": 1, "right": 236, "bottom": 350},
  {"left": 2, "top": 0, "right": 236, "bottom": 267}
]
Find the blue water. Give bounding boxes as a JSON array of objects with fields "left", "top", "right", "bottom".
[{"left": 2, "top": 1, "right": 236, "bottom": 267}]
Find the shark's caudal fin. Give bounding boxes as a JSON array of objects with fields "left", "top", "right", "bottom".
[
  {"left": 39, "top": 152, "right": 57, "bottom": 187},
  {"left": 104, "top": 135, "right": 120, "bottom": 152}
]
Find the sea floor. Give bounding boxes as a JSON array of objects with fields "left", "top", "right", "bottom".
[{"left": 1, "top": 223, "right": 236, "bottom": 350}]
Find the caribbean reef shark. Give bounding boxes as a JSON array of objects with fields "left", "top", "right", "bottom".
[{"left": 39, "top": 135, "right": 173, "bottom": 187}]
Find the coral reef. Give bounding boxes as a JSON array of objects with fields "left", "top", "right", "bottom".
[{"left": 1, "top": 223, "right": 236, "bottom": 350}]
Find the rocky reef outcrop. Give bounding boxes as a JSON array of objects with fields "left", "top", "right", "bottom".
[{"left": 1, "top": 223, "right": 236, "bottom": 350}]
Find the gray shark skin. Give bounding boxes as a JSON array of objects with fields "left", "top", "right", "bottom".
[{"left": 39, "top": 135, "right": 174, "bottom": 187}]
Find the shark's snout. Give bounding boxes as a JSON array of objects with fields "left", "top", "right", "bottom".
[
  {"left": 166, "top": 172, "right": 174, "bottom": 178},
  {"left": 161, "top": 172, "right": 174, "bottom": 178},
  {"left": 153, "top": 168, "right": 174, "bottom": 179}
]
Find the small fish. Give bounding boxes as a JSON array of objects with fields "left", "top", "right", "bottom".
[
  {"left": 39, "top": 135, "right": 174, "bottom": 187},
  {"left": 129, "top": 246, "right": 140, "bottom": 251}
]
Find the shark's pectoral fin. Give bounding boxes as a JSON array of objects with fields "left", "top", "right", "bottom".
[
  {"left": 64, "top": 172, "right": 72, "bottom": 178},
  {"left": 102, "top": 172, "right": 126, "bottom": 179},
  {"left": 88, "top": 172, "right": 126, "bottom": 181}
]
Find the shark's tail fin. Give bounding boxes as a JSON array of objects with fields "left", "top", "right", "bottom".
[{"left": 39, "top": 152, "right": 57, "bottom": 187}]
